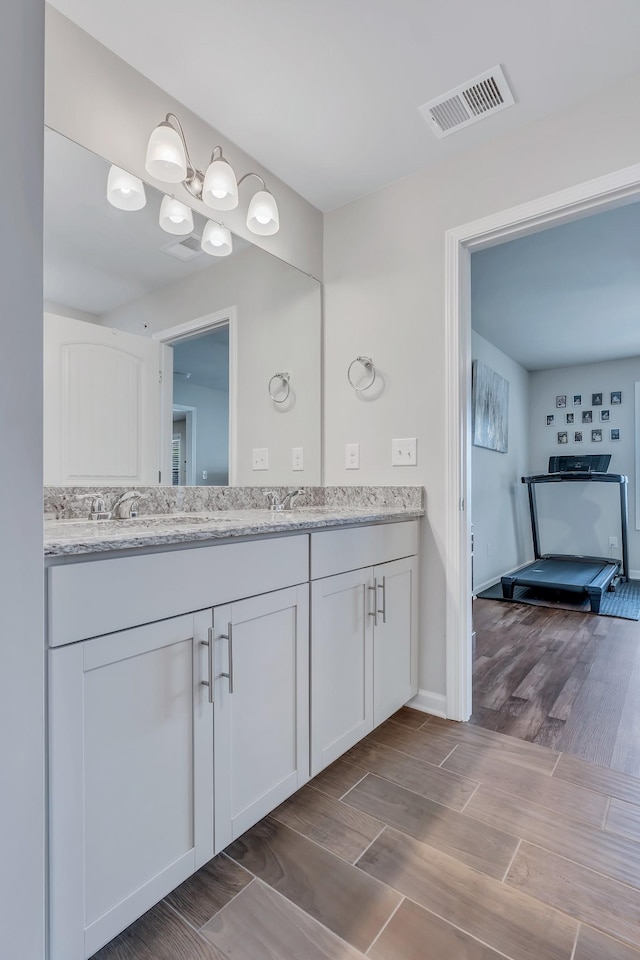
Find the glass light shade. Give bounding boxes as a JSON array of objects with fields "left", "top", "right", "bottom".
[
  {"left": 201, "top": 220, "right": 233, "bottom": 257},
  {"left": 202, "top": 158, "right": 238, "bottom": 210},
  {"left": 159, "top": 195, "right": 194, "bottom": 235},
  {"left": 145, "top": 122, "right": 187, "bottom": 183},
  {"left": 246, "top": 189, "right": 279, "bottom": 235},
  {"left": 106, "top": 165, "right": 146, "bottom": 211}
]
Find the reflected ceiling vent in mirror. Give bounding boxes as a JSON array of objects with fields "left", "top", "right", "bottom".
[
  {"left": 419, "top": 65, "right": 515, "bottom": 139},
  {"left": 145, "top": 113, "right": 280, "bottom": 236},
  {"left": 160, "top": 234, "right": 204, "bottom": 262}
]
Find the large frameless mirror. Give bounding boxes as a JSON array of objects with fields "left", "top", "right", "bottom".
[{"left": 43, "top": 127, "right": 322, "bottom": 487}]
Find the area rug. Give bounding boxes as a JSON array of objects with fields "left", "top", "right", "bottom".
[{"left": 476, "top": 578, "right": 640, "bottom": 621}]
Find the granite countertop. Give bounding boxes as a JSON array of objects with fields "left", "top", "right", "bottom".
[{"left": 44, "top": 504, "right": 424, "bottom": 558}]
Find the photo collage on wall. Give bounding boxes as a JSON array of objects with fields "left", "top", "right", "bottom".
[{"left": 546, "top": 391, "right": 622, "bottom": 444}]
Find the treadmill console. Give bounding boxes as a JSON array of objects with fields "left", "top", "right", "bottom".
[{"left": 548, "top": 454, "right": 611, "bottom": 474}]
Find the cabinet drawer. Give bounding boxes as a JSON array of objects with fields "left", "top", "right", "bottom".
[
  {"left": 310, "top": 520, "right": 418, "bottom": 580},
  {"left": 48, "top": 535, "right": 309, "bottom": 646}
]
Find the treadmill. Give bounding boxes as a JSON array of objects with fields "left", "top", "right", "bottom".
[{"left": 501, "top": 455, "right": 629, "bottom": 613}]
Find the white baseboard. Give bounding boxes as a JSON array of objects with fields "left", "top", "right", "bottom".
[
  {"left": 473, "top": 560, "right": 535, "bottom": 596},
  {"left": 629, "top": 569, "right": 640, "bottom": 581},
  {"left": 407, "top": 689, "right": 447, "bottom": 718}
]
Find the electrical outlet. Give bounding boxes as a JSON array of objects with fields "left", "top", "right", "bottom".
[
  {"left": 252, "top": 448, "right": 269, "bottom": 471},
  {"left": 609, "top": 536, "right": 618, "bottom": 549},
  {"left": 392, "top": 438, "right": 417, "bottom": 466},
  {"left": 345, "top": 443, "right": 360, "bottom": 469},
  {"left": 202, "top": 470, "right": 207, "bottom": 480},
  {"left": 292, "top": 447, "right": 304, "bottom": 471}
]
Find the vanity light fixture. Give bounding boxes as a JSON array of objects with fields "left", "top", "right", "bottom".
[
  {"left": 145, "top": 113, "right": 280, "bottom": 236},
  {"left": 159, "top": 195, "right": 194, "bottom": 235},
  {"left": 106, "top": 165, "right": 147, "bottom": 211},
  {"left": 201, "top": 220, "right": 233, "bottom": 257}
]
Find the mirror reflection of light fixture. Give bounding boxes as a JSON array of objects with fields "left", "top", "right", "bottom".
[
  {"left": 145, "top": 113, "right": 280, "bottom": 235},
  {"left": 106, "top": 165, "right": 147, "bottom": 210},
  {"left": 201, "top": 220, "right": 233, "bottom": 257},
  {"left": 159, "top": 195, "right": 194, "bottom": 235}
]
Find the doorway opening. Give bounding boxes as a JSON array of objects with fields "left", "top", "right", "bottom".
[
  {"left": 154, "top": 308, "right": 237, "bottom": 486},
  {"left": 443, "top": 163, "right": 640, "bottom": 732}
]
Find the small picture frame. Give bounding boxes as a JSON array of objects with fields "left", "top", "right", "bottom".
[
  {"left": 611, "top": 391, "right": 622, "bottom": 405},
  {"left": 591, "top": 429, "right": 602, "bottom": 443},
  {"left": 556, "top": 395, "right": 567, "bottom": 408},
  {"left": 565, "top": 412, "right": 574, "bottom": 424},
  {"left": 610, "top": 428, "right": 620, "bottom": 441},
  {"left": 557, "top": 431, "right": 568, "bottom": 445},
  {"left": 573, "top": 394, "right": 582, "bottom": 406},
  {"left": 574, "top": 431, "right": 583, "bottom": 443},
  {"left": 600, "top": 409, "right": 610, "bottom": 422},
  {"left": 592, "top": 393, "right": 603, "bottom": 406},
  {"left": 582, "top": 410, "right": 593, "bottom": 424},
  {"left": 546, "top": 414, "right": 555, "bottom": 426}
]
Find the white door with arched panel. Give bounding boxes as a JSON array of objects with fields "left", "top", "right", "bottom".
[{"left": 44, "top": 314, "right": 163, "bottom": 485}]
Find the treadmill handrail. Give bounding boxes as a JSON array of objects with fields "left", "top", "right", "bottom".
[{"left": 521, "top": 473, "right": 627, "bottom": 484}]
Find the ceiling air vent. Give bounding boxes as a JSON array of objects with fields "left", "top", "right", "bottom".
[
  {"left": 160, "top": 234, "right": 203, "bottom": 262},
  {"left": 419, "top": 65, "right": 515, "bottom": 139}
]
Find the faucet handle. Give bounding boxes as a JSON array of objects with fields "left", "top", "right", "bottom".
[
  {"left": 264, "top": 490, "right": 281, "bottom": 509},
  {"left": 76, "top": 493, "right": 111, "bottom": 520}
]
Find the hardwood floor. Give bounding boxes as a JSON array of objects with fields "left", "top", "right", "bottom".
[
  {"left": 92, "top": 708, "right": 640, "bottom": 960},
  {"left": 472, "top": 598, "right": 640, "bottom": 777}
]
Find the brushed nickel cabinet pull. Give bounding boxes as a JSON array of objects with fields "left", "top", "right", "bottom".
[
  {"left": 220, "top": 622, "right": 234, "bottom": 693},
  {"left": 200, "top": 626, "right": 214, "bottom": 704},
  {"left": 368, "top": 580, "right": 378, "bottom": 627}
]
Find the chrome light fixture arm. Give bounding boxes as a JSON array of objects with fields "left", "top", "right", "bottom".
[{"left": 163, "top": 113, "right": 206, "bottom": 201}]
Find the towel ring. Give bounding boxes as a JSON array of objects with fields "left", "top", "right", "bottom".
[
  {"left": 268, "top": 372, "right": 291, "bottom": 403},
  {"left": 347, "top": 356, "right": 376, "bottom": 392}
]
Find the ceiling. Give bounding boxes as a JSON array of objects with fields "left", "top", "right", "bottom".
[
  {"left": 48, "top": 0, "right": 640, "bottom": 211},
  {"left": 471, "top": 199, "right": 640, "bottom": 370},
  {"left": 44, "top": 128, "right": 248, "bottom": 316}
]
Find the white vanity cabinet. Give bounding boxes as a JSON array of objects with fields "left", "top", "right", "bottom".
[
  {"left": 48, "top": 612, "right": 214, "bottom": 960},
  {"left": 212, "top": 585, "right": 310, "bottom": 852},
  {"left": 310, "top": 522, "right": 418, "bottom": 776},
  {"left": 46, "top": 519, "right": 419, "bottom": 959}
]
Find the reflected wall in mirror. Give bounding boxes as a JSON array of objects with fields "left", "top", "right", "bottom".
[{"left": 43, "top": 127, "right": 321, "bottom": 486}]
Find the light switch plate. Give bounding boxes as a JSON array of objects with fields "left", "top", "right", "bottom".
[
  {"left": 292, "top": 447, "right": 304, "bottom": 471},
  {"left": 392, "top": 438, "right": 417, "bottom": 466},
  {"left": 252, "top": 448, "right": 269, "bottom": 470},
  {"left": 345, "top": 443, "right": 360, "bottom": 469}
]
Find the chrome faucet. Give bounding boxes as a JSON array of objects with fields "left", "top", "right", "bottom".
[
  {"left": 281, "top": 489, "right": 303, "bottom": 510},
  {"left": 265, "top": 489, "right": 303, "bottom": 511},
  {"left": 111, "top": 491, "right": 145, "bottom": 519}
]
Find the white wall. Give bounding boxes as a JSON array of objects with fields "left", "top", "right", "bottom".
[
  {"left": 44, "top": 5, "right": 323, "bottom": 280},
  {"left": 173, "top": 381, "right": 229, "bottom": 486},
  {"left": 530, "top": 357, "right": 640, "bottom": 576},
  {"left": 103, "top": 245, "right": 322, "bottom": 486},
  {"left": 0, "top": 2, "right": 45, "bottom": 958},
  {"left": 324, "top": 72, "right": 640, "bottom": 699},
  {"left": 471, "top": 333, "right": 532, "bottom": 592}
]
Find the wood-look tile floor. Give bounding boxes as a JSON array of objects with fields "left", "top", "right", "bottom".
[
  {"left": 93, "top": 707, "right": 640, "bottom": 960},
  {"left": 472, "top": 599, "right": 640, "bottom": 778}
]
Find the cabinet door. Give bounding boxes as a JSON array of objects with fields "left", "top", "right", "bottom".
[
  {"left": 310, "top": 568, "right": 374, "bottom": 776},
  {"left": 373, "top": 555, "right": 418, "bottom": 727},
  {"left": 214, "top": 585, "right": 309, "bottom": 852},
  {"left": 49, "top": 612, "right": 214, "bottom": 960}
]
